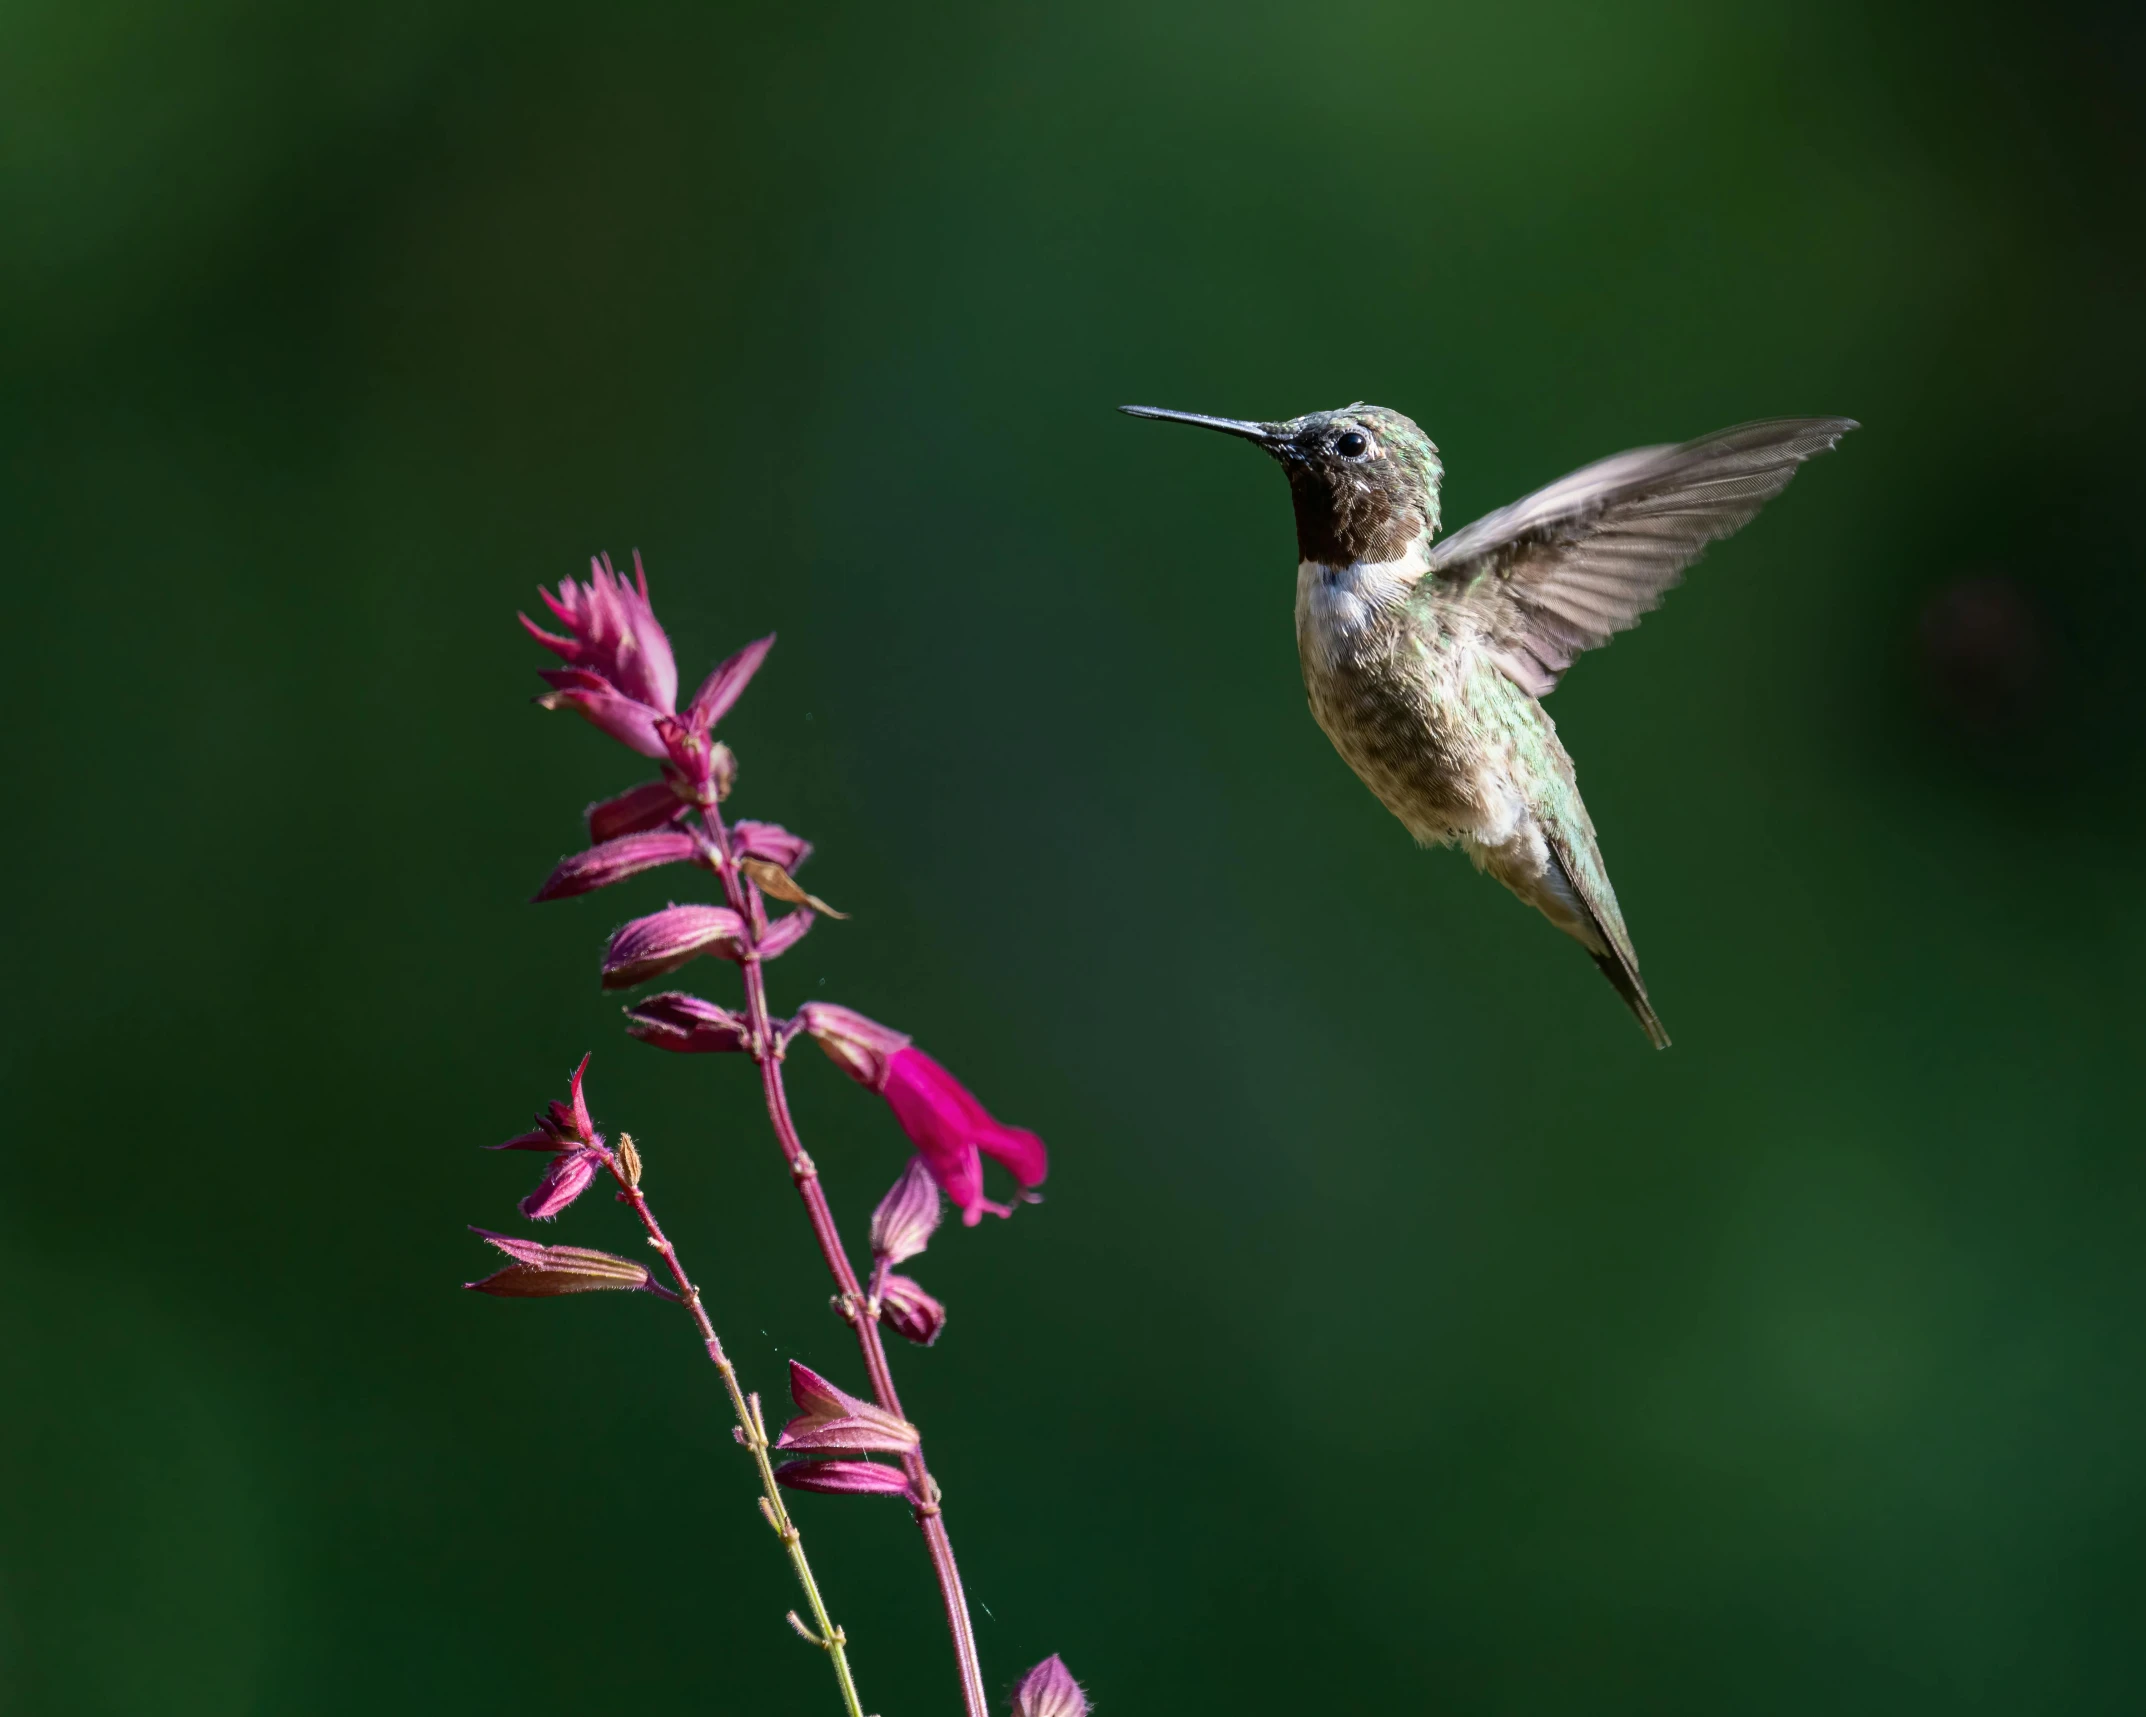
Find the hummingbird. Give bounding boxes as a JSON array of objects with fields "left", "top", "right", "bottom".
[{"left": 1119, "top": 401, "right": 1856, "bottom": 1047}]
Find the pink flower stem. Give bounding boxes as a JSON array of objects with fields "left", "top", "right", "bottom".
[
  {"left": 699, "top": 802, "right": 991, "bottom": 1717},
  {"left": 594, "top": 1134, "right": 867, "bottom": 1717}
]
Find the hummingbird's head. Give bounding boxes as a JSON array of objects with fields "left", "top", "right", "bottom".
[{"left": 1119, "top": 401, "right": 1442, "bottom": 566}]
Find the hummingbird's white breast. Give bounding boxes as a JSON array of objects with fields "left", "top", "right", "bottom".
[{"left": 1292, "top": 531, "right": 1430, "bottom": 676}]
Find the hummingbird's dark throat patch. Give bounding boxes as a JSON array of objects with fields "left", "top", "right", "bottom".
[{"left": 1286, "top": 465, "right": 1434, "bottom": 567}]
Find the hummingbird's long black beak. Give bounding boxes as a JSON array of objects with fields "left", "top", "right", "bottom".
[{"left": 1118, "top": 405, "right": 1279, "bottom": 446}]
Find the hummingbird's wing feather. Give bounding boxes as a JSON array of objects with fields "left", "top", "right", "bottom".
[{"left": 1424, "top": 417, "right": 1857, "bottom": 696}]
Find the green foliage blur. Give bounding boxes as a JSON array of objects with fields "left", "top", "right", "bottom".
[{"left": 5, "top": 1, "right": 2143, "bottom": 1712}]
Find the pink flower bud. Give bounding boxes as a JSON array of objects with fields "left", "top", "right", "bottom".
[
  {"left": 523, "top": 551, "right": 679, "bottom": 714},
  {"left": 533, "top": 831, "right": 700, "bottom": 902},
  {"left": 796, "top": 1002, "right": 913, "bottom": 1091},
  {"left": 1012, "top": 1656, "right": 1088, "bottom": 1717},
  {"left": 869, "top": 1155, "right": 943, "bottom": 1265},
  {"left": 602, "top": 905, "right": 747, "bottom": 988},
  {"left": 520, "top": 1146, "right": 602, "bottom": 1221},
  {"left": 623, "top": 993, "right": 752, "bottom": 1054},
  {"left": 772, "top": 1459, "right": 916, "bottom": 1500},
  {"left": 585, "top": 778, "right": 685, "bottom": 842},
  {"left": 878, "top": 1273, "right": 946, "bottom": 1347},
  {"left": 881, "top": 1047, "right": 1048, "bottom": 1227},
  {"left": 775, "top": 1361, "right": 920, "bottom": 1455},
  {"left": 756, "top": 908, "right": 816, "bottom": 961},
  {"left": 463, "top": 1228, "right": 657, "bottom": 1296},
  {"left": 684, "top": 634, "right": 774, "bottom": 732},
  {"left": 732, "top": 820, "right": 813, "bottom": 872},
  {"left": 490, "top": 1054, "right": 602, "bottom": 1150},
  {"left": 534, "top": 667, "right": 670, "bottom": 758}
]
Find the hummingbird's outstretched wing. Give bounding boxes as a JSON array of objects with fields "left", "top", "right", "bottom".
[{"left": 1424, "top": 417, "right": 1857, "bottom": 697}]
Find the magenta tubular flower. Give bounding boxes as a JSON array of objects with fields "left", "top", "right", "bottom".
[
  {"left": 533, "top": 830, "right": 701, "bottom": 902},
  {"left": 520, "top": 1147, "right": 602, "bottom": 1220},
  {"left": 772, "top": 1459, "right": 916, "bottom": 1500},
  {"left": 799, "top": 1007, "right": 1047, "bottom": 1223},
  {"left": 602, "top": 904, "right": 748, "bottom": 988},
  {"left": 623, "top": 992, "right": 753, "bottom": 1054},
  {"left": 1012, "top": 1656, "right": 1088, "bottom": 1717},
  {"left": 883, "top": 1049, "right": 1048, "bottom": 1227}
]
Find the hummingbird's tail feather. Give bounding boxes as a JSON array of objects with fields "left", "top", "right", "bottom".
[
  {"left": 1535, "top": 826, "right": 1672, "bottom": 1050},
  {"left": 1587, "top": 946, "right": 1672, "bottom": 1050}
]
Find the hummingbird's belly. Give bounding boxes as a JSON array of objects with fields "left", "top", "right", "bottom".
[{"left": 1301, "top": 646, "right": 1492, "bottom": 847}]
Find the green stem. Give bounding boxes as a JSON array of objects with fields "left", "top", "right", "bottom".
[{"left": 604, "top": 1135, "right": 868, "bottom": 1717}]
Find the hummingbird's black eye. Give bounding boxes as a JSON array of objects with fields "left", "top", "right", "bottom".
[{"left": 1334, "top": 430, "right": 1370, "bottom": 458}]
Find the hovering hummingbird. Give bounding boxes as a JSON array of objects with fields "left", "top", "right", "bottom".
[{"left": 1119, "top": 402, "right": 1856, "bottom": 1047}]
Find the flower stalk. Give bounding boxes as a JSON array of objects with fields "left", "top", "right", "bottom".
[
  {"left": 598, "top": 1132, "right": 868, "bottom": 1717},
  {"left": 481, "top": 552, "right": 1082, "bottom": 1717},
  {"left": 696, "top": 794, "right": 992, "bottom": 1717}
]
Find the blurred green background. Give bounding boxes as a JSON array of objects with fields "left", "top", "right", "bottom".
[{"left": 5, "top": 1, "right": 2144, "bottom": 1712}]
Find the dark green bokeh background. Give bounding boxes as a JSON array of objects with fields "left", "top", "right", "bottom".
[{"left": 6, "top": 2, "right": 2144, "bottom": 1711}]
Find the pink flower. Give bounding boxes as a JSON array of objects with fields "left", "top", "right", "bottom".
[
  {"left": 884, "top": 1048, "right": 1047, "bottom": 1227},
  {"left": 522, "top": 552, "right": 772, "bottom": 805},
  {"left": 1012, "top": 1656, "right": 1088, "bottom": 1717},
  {"left": 797, "top": 1008, "right": 1048, "bottom": 1224}
]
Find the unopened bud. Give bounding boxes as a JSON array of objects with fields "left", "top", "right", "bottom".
[
  {"left": 463, "top": 1228, "right": 656, "bottom": 1296},
  {"left": 775, "top": 1361, "right": 920, "bottom": 1454},
  {"left": 1011, "top": 1655, "right": 1088, "bottom": 1717},
  {"left": 869, "top": 1155, "right": 943, "bottom": 1265},
  {"left": 878, "top": 1273, "right": 946, "bottom": 1347},
  {"left": 772, "top": 1459, "right": 916, "bottom": 1499},
  {"left": 617, "top": 1132, "right": 643, "bottom": 1190}
]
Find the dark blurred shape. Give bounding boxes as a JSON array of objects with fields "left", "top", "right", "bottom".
[{"left": 1915, "top": 573, "right": 2051, "bottom": 736}]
